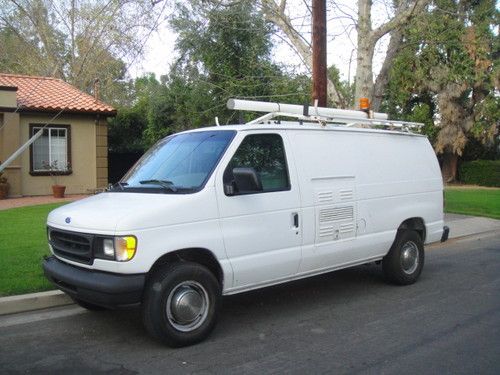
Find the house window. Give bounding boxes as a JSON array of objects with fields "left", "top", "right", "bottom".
[{"left": 30, "top": 124, "right": 71, "bottom": 175}]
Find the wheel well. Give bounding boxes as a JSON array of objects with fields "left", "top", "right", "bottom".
[
  {"left": 148, "top": 248, "right": 224, "bottom": 287},
  {"left": 398, "top": 218, "right": 426, "bottom": 242}
]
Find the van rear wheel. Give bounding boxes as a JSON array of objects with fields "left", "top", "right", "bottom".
[
  {"left": 382, "top": 230, "right": 424, "bottom": 285},
  {"left": 142, "top": 262, "right": 221, "bottom": 347}
]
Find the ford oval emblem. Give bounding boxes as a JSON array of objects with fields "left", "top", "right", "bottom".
[{"left": 65, "top": 217, "right": 71, "bottom": 224}]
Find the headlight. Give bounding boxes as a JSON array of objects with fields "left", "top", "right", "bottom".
[
  {"left": 103, "top": 238, "right": 115, "bottom": 257},
  {"left": 95, "top": 236, "right": 137, "bottom": 262}
]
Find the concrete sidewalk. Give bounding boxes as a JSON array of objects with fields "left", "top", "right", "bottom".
[
  {"left": 445, "top": 213, "right": 500, "bottom": 238},
  {"left": 0, "top": 194, "right": 87, "bottom": 211},
  {"left": 1, "top": 213, "right": 499, "bottom": 316}
]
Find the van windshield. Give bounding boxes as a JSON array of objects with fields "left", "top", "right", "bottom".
[{"left": 116, "top": 130, "right": 235, "bottom": 194}]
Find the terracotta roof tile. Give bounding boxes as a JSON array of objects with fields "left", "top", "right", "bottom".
[{"left": 0, "top": 73, "right": 116, "bottom": 115}]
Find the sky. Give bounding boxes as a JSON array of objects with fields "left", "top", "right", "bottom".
[{"left": 130, "top": 1, "right": 393, "bottom": 84}]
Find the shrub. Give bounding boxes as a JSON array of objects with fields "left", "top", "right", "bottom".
[{"left": 459, "top": 160, "right": 500, "bottom": 187}]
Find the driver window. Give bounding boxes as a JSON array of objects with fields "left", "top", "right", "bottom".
[{"left": 223, "top": 133, "right": 290, "bottom": 193}]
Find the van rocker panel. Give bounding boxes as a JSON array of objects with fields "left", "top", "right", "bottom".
[{"left": 43, "top": 256, "right": 145, "bottom": 308}]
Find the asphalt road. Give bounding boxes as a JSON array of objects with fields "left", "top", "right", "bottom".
[{"left": 1, "top": 232, "right": 499, "bottom": 375}]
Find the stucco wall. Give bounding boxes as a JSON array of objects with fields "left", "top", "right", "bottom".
[
  {"left": 19, "top": 113, "right": 99, "bottom": 195},
  {"left": 0, "top": 89, "right": 17, "bottom": 108},
  {"left": 0, "top": 112, "right": 22, "bottom": 197}
]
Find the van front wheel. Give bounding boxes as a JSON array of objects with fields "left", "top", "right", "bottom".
[
  {"left": 142, "top": 262, "right": 220, "bottom": 347},
  {"left": 382, "top": 230, "right": 424, "bottom": 285}
]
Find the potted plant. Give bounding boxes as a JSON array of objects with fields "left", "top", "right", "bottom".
[
  {"left": 43, "top": 160, "right": 70, "bottom": 198},
  {"left": 0, "top": 163, "right": 9, "bottom": 200}
]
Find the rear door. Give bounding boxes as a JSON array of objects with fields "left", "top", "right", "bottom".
[{"left": 215, "top": 131, "right": 302, "bottom": 290}]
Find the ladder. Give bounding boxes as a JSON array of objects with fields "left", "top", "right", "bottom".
[{"left": 227, "top": 99, "right": 423, "bottom": 132}]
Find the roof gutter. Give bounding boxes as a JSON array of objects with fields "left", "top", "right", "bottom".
[{"left": 17, "top": 107, "right": 117, "bottom": 117}]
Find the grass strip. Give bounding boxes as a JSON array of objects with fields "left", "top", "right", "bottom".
[
  {"left": 0, "top": 203, "right": 67, "bottom": 296},
  {"left": 445, "top": 188, "right": 500, "bottom": 220}
]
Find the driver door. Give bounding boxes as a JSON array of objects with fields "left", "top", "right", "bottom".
[{"left": 216, "top": 131, "right": 302, "bottom": 291}]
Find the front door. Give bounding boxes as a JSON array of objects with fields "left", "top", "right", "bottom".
[{"left": 216, "top": 131, "right": 302, "bottom": 291}]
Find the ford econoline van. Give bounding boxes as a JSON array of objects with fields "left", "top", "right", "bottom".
[{"left": 43, "top": 99, "right": 449, "bottom": 347}]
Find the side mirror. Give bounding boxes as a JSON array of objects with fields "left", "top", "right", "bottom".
[{"left": 225, "top": 167, "right": 262, "bottom": 195}]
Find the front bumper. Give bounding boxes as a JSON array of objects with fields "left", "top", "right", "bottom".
[{"left": 43, "top": 256, "right": 145, "bottom": 309}]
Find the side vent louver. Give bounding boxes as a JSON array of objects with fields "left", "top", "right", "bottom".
[
  {"left": 319, "top": 206, "right": 354, "bottom": 223},
  {"left": 317, "top": 205, "right": 355, "bottom": 243},
  {"left": 339, "top": 189, "right": 354, "bottom": 201},
  {"left": 319, "top": 226, "right": 334, "bottom": 238},
  {"left": 317, "top": 191, "right": 334, "bottom": 203},
  {"left": 313, "top": 178, "right": 356, "bottom": 244},
  {"left": 340, "top": 223, "right": 355, "bottom": 233}
]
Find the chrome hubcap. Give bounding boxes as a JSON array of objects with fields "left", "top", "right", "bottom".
[
  {"left": 401, "top": 241, "right": 419, "bottom": 275},
  {"left": 166, "top": 281, "right": 209, "bottom": 332}
]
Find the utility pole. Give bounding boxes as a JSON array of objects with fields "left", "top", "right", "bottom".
[{"left": 312, "top": 0, "right": 327, "bottom": 107}]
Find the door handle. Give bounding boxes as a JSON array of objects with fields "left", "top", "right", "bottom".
[{"left": 292, "top": 212, "right": 299, "bottom": 228}]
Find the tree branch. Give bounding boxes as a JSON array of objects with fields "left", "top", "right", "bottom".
[
  {"left": 372, "top": 28, "right": 404, "bottom": 111},
  {"left": 279, "top": 0, "right": 286, "bottom": 14},
  {"left": 371, "top": 0, "right": 430, "bottom": 42}
]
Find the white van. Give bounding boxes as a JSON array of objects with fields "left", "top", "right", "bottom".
[{"left": 43, "top": 99, "right": 449, "bottom": 347}]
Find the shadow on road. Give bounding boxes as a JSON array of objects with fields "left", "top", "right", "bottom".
[{"left": 87, "top": 263, "right": 388, "bottom": 346}]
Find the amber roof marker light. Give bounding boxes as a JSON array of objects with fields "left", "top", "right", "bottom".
[
  {"left": 359, "top": 97, "right": 370, "bottom": 111},
  {"left": 359, "top": 97, "right": 373, "bottom": 119}
]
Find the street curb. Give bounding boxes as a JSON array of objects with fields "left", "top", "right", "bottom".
[
  {"left": 0, "top": 290, "right": 73, "bottom": 316},
  {"left": 428, "top": 228, "right": 500, "bottom": 249}
]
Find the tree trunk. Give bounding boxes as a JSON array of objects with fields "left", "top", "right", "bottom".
[
  {"left": 354, "top": 0, "right": 375, "bottom": 108},
  {"left": 354, "top": 0, "right": 430, "bottom": 109},
  {"left": 355, "top": 36, "right": 375, "bottom": 108},
  {"left": 441, "top": 152, "right": 459, "bottom": 183}
]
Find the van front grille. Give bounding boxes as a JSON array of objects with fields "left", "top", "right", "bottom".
[{"left": 49, "top": 228, "right": 94, "bottom": 265}]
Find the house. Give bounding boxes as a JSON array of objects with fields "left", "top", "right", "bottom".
[{"left": 0, "top": 73, "right": 116, "bottom": 197}]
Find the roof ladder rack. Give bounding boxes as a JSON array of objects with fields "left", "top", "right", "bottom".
[{"left": 226, "top": 99, "right": 423, "bottom": 132}]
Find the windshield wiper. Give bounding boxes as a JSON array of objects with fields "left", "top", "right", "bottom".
[
  {"left": 110, "top": 182, "right": 128, "bottom": 191},
  {"left": 139, "top": 179, "right": 178, "bottom": 192}
]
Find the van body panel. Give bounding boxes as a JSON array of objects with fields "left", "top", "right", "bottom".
[
  {"left": 224, "top": 253, "right": 384, "bottom": 295},
  {"left": 287, "top": 129, "right": 443, "bottom": 273}
]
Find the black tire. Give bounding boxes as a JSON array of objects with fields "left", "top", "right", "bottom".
[
  {"left": 142, "top": 262, "right": 221, "bottom": 347},
  {"left": 382, "top": 230, "right": 424, "bottom": 285},
  {"left": 72, "top": 297, "right": 107, "bottom": 311}
]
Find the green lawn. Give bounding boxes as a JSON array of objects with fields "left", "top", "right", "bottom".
[
  {"left": 0, "top": 203, "right": 67, "bottom": 296},
  {"left": 445, "top": 187, "right": 500, "bottom": 220}
]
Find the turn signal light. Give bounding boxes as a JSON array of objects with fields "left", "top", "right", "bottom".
[{"left": 115, "top": 236, "right": 137, "bottom": 261}]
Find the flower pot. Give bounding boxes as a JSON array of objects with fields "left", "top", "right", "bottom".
[
  {"left": 0, "top": 182, "right": 9, "bottom": 199},
  {"left": 52, "top": 185, "right": 66, "bottom": 198}
]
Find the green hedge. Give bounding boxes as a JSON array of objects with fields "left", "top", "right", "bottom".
[{"left": 459, "top": 160, "right": 500, "bottom": 187}]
